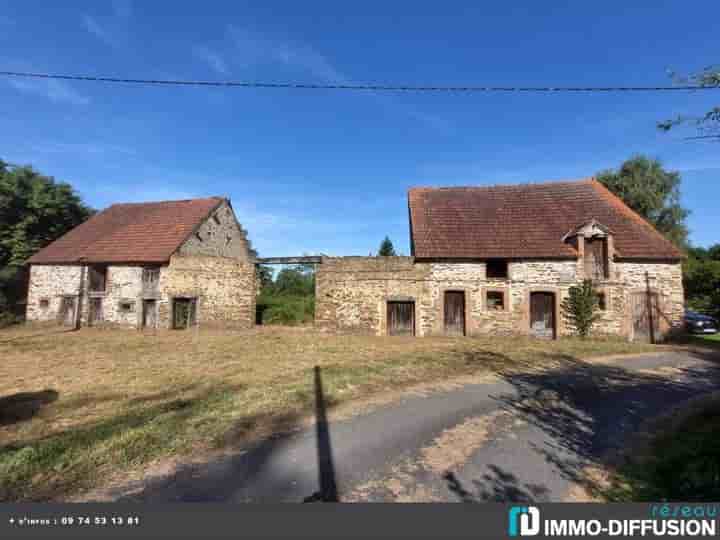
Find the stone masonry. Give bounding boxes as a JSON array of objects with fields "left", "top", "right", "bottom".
[
  {"left": 314, "top": 256, "right": 684, "bottom": 340},
  {"left": 26, "top": 199, "right": 256, "bottom": 329}
]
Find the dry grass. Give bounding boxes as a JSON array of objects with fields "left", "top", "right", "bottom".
[{"left": 0, "top": 324, "right": 657, "bottom": 501}]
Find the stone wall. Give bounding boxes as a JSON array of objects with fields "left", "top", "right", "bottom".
[
  {"left": 158, "top": 254, "right": 256, "bottom": 329},
  {"left": 26, "top": 265, "right": 82, "bottom": 323},
  {"left": 314, "top": 256, "right": 684, "bottom": 340},
  {"left": 27, "top": 256, "right": 256, "bottom": 330},
  {"left": 177, "top": 199, "right": 254, "bottom": 261}
]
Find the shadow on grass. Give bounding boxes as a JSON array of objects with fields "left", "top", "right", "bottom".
[
  {"left": 442, "top": 348, "right": 720, "bottom": 502},
  {"left": 0, "top": 327, "right": 75, "bottom": 344},
  {"left": 0, "top": 383, "right": 247, "bottom": 501},
  {"left": 0, "top": 390, "right": 59, "bottom": 426}
]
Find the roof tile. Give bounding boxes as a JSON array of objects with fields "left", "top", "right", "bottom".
[
  {"left": 28, "top": 197, "right": 224, "bottom": 264},
  {"left": 408, "top": 179, "right": 683, "bottom": 260}
]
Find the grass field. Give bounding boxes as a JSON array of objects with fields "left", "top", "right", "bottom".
[
  {"left": 0, "top": 325, "right": 658, "bottom": 501},
  {"left": 602, "top": 399, "right": 720, "bottom": 501}
]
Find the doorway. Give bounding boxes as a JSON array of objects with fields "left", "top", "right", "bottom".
[
  {"left": 631, "top": 291, "right": 660, "bottom": 343},
  {"left": 58, "top": 296, "right": 75, "bottom": 326},
  {"left": 172, "top": 297, "right": 197, "bottom": 329},
  {"left": 387, "top": 301, "right": 415, "bottom": 336},
  {"left": 142, "top": 299, "right": 158, "bottom": 329},
  {"left": 88, "top": 298, "right": 103, "bottom": 326},
  {"left": 444, "top": 291, "right": 466, "bottom": 336},
  {"left": 530, "top": 292, "right": 556, "bottom": 339}
]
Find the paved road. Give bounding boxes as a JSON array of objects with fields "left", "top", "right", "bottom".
[{"left": 109, "top": 350, "right": 720, "bottom": 502}]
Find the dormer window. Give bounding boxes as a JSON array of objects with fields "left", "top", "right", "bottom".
[
  {"left": 584, "top": 237, "right": 608, "bottom": 280},
  {"left": 564, "top": 220, "right": 611, "bottom": 281}
]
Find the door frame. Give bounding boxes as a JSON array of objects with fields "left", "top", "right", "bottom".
[
  {"left": 528, "top": 289, "right": 559, "bottom": 340},
  {"left": 443, "top": 290, "right": 467, "bottom": 336},
  {"left": 629, "top": 288, "right": 662, "bottom": 343}
]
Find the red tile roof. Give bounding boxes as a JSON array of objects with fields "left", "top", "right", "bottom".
[
  {"left": 408, "top": 179, "right": 684, "bottom": 260},
  {"left": 28, "top": 197, "right": 224, "bottom": 264}
]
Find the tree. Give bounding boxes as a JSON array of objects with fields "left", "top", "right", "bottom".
[
  {"left": 658, "top": 66, "right": 720, "bottom": 141},
  {"left": 378, "top": 236, "right": 397, "bottom": 257},
  {"left": 0, "top": 160, "right": 93, "bottom": 320},
  {"left": 561, "top": 280, "right": 601, "bottom": 338},
  {"left": 596, "top": 156, "right": 690, "bottom": 247},
  {"left": 683, "top": 244, "right": 720, "bottom": 320}
]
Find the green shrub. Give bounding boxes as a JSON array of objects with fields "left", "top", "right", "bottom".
[{"left": 561, "top": 279, "right": 601, "bottom": 338}]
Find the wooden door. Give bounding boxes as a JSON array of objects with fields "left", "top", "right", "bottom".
[
  {"left": 444, "top": 291, "right": 466, "bottom": 336},
  {"left": 59, "top": 297, "right": 75, "bottom": 326},
  {"left": 632, "top": 291, "right": 659, "bottom": 343},
  {"left": 387, "top": 301, "right": 414, "bottom": 336},
  {"left": 142, "top": 300, "right": 157, "bottom": 329},
  {"left": 530, "top": 292, "right": 555, "bottom": 339}
]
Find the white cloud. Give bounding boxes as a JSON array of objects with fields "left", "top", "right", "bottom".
[
  {"left": 227, "top": 25, "right": 346, "bottom": 83},
  {"left": 225, "top": 25, "right": 449, "bottom": 131},
  {"left": 82, "top": 14, "right": 121, "bottom": 47},
  {"left": 8, "top": 78, "right": 90, "bottom": 105},
  {"left": 193, "top": 45, "right": 229, "bottom": 75}
]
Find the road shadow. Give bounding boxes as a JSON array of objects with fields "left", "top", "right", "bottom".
[
  {"left": 0, "top": 390, "right": 59, "bottom": 426},
  {"left": 303, "top": 366, "right": 339, "bottom": 502},
  {"left": 444, "top": 467, "right": 550, "bottom": 503},
  {"left": 485, "top": 350, "right": 720, "bottom": 498},
  {"left": 106, "top": 368, "right": 338, "bottom": 503}
]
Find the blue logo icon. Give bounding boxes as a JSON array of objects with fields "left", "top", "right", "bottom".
[{"left": 508, "top": 506, "right": 540, "bottom": 536}]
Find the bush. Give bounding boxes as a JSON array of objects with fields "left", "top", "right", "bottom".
[
  {"left": 561, "top": 279, "right": 600, "bottom": 338},
  {"left": 257, "top": 294, "right": 314, "bottom": 325}
]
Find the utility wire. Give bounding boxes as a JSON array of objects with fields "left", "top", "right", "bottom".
[{"left": 1, "top": 70, "right": 719, "bottom": 93}]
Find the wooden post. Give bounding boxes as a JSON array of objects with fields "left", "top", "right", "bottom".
[
  {"left": 75, "top": 264, "right": 86, "bottom": 331},
  {"left": 645, "top": 271, "right": 655, "bottom": 344}
]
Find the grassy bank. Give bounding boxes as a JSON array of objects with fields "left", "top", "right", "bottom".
[
  {"left": 0, "top": 325, "right": 656, "bottom": 501},
  {"left": 603, "top": 400, "right": 720, "bottom": 501}
]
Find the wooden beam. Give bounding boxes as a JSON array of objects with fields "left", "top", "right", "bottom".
[{"left": 256, "top": 256, "right": 323, "bottom": 265}]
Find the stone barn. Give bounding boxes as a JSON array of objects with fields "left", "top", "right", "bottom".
[
  {"left": 26, "top": 197, "right": 257, "bottom": 329},
  {"left": 315, "top": 179, "right": 685, "bottom": 341}
]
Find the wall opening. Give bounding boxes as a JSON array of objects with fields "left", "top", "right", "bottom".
[
  {"left": 88, "top": 297, "right": 103, "bottom": 326},
  {"left": 443, "top": 291, "right": 466, "bottom": 336},
  {"left": 584, "top": 237, "right": 609, "bottom": 280},
  {"left": 88, "top": 265, "right": 108, "bottom": 292},
  {"left": 142, "top": 299, "right": 158, "bottom": 329},
  {"left": 486, "top": 260, "right": 509, "bottom": 279},
  {"left": 486, "top": 290, "right": 506, "bottom": 311},
  {"left": 256, "top": 262, "right": 316, "bottom": 326},
  {"left": 387, "top": 301, "right": 415, "bottom": 336},
  {"left": 58, "top": 296, "right": 76, "bottom": 326},
  {"left": 530, "top": 291, "right": 556, "bottom": 339},
  {"left": 172, "top": 297, "right": 197, "bottom": 329}
]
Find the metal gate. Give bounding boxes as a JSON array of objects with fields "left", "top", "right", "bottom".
[
  {"left": 530, "top": 292, "right": 556, "bottom": 339},
  {"left": 444, "top": 291, "right": 466, "bottom": 336},
  {"left": 387, "top": 301, "right": 415, "bottom": 336},
  {"left": 631, "top": 291, "right": 660, "bottom": 343}
]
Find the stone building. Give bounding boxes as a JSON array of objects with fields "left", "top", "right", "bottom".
[
  {"left": 26, "top": 197, "right": 256, "bottom": 329},
  {"left": 315, "top": 179, "right": 684, "bottom": 341}
]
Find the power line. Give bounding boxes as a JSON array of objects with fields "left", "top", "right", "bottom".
[{"left": 1, "top": 70, "right": 719, "bottom": 93}]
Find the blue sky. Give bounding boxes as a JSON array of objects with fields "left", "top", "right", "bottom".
[{"left": 1, "top": 1, "right": 718, "bottom": 256}]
